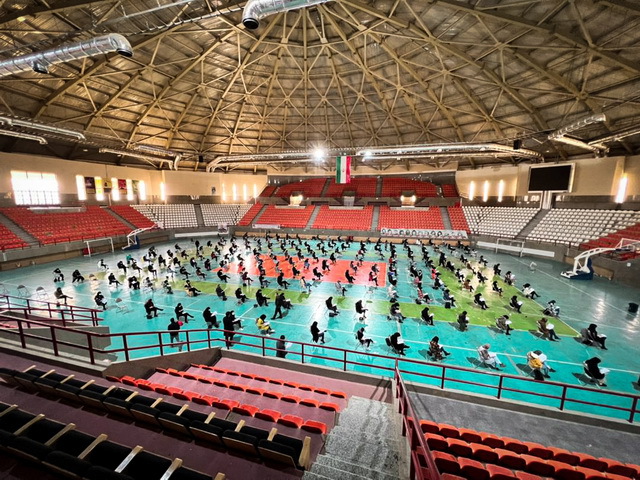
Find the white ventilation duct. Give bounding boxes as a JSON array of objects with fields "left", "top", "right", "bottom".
[
  {"left": 0, "top": 34, "right": 132, "bottom": 77},
  {"left": 0, "top": 116, "right": 85, "bottom": 140},
  {"left": 243, "top": 0, "right": 331, "bottom": 29},
  {"left": 0, "top": 129, "right": 47, "bottom": 144},
  {"left": 99, "top": 147, "right": 176, "bottom": 169},
  {"left": 356, "top": 143, "right": 543, "bottom": 160},
  {"left": 548, "top": 114, "right": 608, "bottom": 152}
]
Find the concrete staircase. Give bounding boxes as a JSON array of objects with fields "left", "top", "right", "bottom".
[
  {"left": 320, "top": 178, "right": 331, "bottom": 197},
  {"left": 0, "top": 212, "right": 38, "bottom": 244},
  {"left": 307, "top": 206, "right": 321, "bottom": 229},
  {"left": 439, "top": 206, "right": 452, "bottom": 230},
  {"left": 103, "top": 207, "right": 136, "bottom": 231},
  {"left": 371, "top": 206, "right": 380, "bottom": 231},
  {"left": 193, "top": 204, "right": 205, "bottom": 227},
  {"left": 517, "top": 209, "right": 547, "bottom": 239},
  {"left": 376, "top": 177, "right": 383, "bottom": 197},
  {"left": 303, "top": 396, "right": 408, "bottom": 480},
  {"left": 251, "top": 204, "right": 270, "bottom": 224}
]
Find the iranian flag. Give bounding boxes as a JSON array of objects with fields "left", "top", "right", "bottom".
[{"left": 336, "top": 155, "right": 351, "bottom": 184}]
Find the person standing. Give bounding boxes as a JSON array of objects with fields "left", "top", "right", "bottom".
[
  {"left": 276, "top": 335, "right": 288, "bottom": 358},
  {"left": 167, "top": 318, "right": 181, "bottom": 346}
]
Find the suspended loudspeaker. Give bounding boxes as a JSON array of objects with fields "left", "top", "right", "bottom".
[{"left": 513, "top": 139, "right": 522, "bottom": 150}]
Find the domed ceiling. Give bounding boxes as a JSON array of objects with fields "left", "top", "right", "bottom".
[{"left": 0, "top": 0, "right": 639, "bottom": 170}]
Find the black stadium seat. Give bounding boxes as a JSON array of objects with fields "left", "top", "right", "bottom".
[{"left": 7, "top": 417, "right": 74, "bottom": 461}]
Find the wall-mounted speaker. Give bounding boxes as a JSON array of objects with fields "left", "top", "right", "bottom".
[{"left": 513, "top": 139, "right": 522, "bottom": 150}]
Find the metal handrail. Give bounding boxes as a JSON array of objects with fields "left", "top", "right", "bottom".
[
  {"left": 1, "top": 318, "right": 638, "bottom": 423},
  {"left": 0, "top": 294, "right": 101, "bottom": 326},
  {"left": 395, "top": 367, "right": 441, "bottom": 480}
]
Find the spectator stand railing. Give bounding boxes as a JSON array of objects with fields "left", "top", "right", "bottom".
[
  {"left": 0, "top": 294, "right": 102, "bottom": 326},
  {"left": 0, "top": 320, "right": 638, "bottom": 423},
  {"left": 395, "top": 366, "right": 442, "bottom": 480}
]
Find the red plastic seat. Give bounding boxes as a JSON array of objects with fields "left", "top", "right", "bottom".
[
  {"left": 481, "top": 433, "right": 505, "bottom": 449},
  {"left": 521, "top": 454, "right": 554, "bottom": 477},
  {"left": 263, "top": 391, "right": 283, "bottom": 400},
  {"left": 471, "top": 443, "right": 499, "bottom": 463},
  {"left": 283, "top": 381, "right": 300, "bottom": 388},
  {"left": 575, "top": 467, "right": 607, "bottom": 480},
  {"left": 432, "top": 451, "right": 460, "bottom": 475},
  {"left": 155, "top": 386, "right": 182, "bottom": 396},
  {"left": 438, "top": 423, "right": 460, "bottom": 438},
  {"left": 446, "top": 438, "right": 472, "bottom": 458},
  {"left": 154, "top": 367, "right": 170, "bottom": 374},
  {"left": 551, "top": 448, "right": 581, "bottom": 466},
  {"left": 105, "top": 375, "right": 121, "bottom": 383},
  {"left": 196, "top": 377, "right": 214, "bottom": 385},
  {"left": 239, "top": 372, "right": 255, "bottom": 379},
  {"left": 167, "top": 369, "right": 181, "bottom": 376},
  {"left": 301, "top": 420, "right": 327, "bottom": 434},
  {"left": 298, "top": 384, "right": 314, "bottom": 391},
  {"left": 211, "top": 399, "right": 239, "bottom": 410},
  {"left": 137, "top": 382, "right": 158, "bottom": 391},
  {"left": 424, "top": 433, "right": 447, "bottom": 451},
  {"left": 213, "top": 380, "right": 231, "bottom": 388},
  {"left": 578, "top": 455, "right": 607, "bottom": 472},
  {"left": 459, "top": 428, "right": 482, "bottom": 444},
  {"left": 319, "top": 402, "right": 339, "bottom": 412},
  {"left": 193, "top": 395, "right": 218, "bottom": 406},
  {"left": 118, "top": 376, "right": 138, "bottom": 386},
  {"left": 330, "top": 391, "right": 347, "bottom": 398},
  {"left": 420, "top": 420, "right": 439, "bottom": 434},
  {"left": 232, "top": 404, "right": 259, "bottom": 417},
  {"left": 226, "top": 370, "right": 241, "bottom": 377},
  {"left": 182, "top": 373, "right": 199, "bottom": 380},
  {"left": 245, "top": 387, "right": 266, "bottom": 396},
  {"left": 551, "top": 463, "right": 584, "bottom": 480},
  {"left": 173, "top": 391, "right": 200, "bottom": 401},
  {"left": 281, "top": 395, "right": 301, "bottom": 404},
  {"left": 496, "top": 449, "right": 526, "bottom": 470},
  {"left": 313, "top": 387, "right": 331, "bottom": 395},
  {"left": 486, "top": 464, "right": 517, "bottom": 480},
  {"left": 503, "top": 437, "right": 528, "bottom": 454},
  {"left": 277, "top": 414, "right": 303, "bottom": 428},
  {"left": 268, "top": 378, "right": 284, "bottom": 385},
  {"left": 525, "top": 442, "right": 553, "bottom": 460},
  {"left": 458, "top": 457, "right": 490, "bottom": 480},
  {"left": 300, "top": 398, "right": 320, "bottom": 408},
  {"left": 255, "top": 409, "right": 281, "bottom": 422},
  {"left": 229, "top": 384, "right": 246, "bottom": 392},
  {"left": 514, "top": 472, "right": 543, "bottom": 480},
  {"left": 604, "top": 460, "right": 637, "bottom": 478}
]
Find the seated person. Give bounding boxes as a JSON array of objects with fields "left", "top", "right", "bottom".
[
  {"left": 52, "top": 268, "right": 64, "bottom": 282},
  {"left": 457, "top": 311, "right": 470, "bottom": 331},
  {"left": 584, "top": 357, "right": 609, "bottom": 386},
  {"left": 580, "top": 323, "right": 607, "bottom": 349},
  {"left": 162, "top": 277, "right": 173, "bottom": 294},
  {"left": 544, "top": 300, "right": 560, "bottom": 317},
  {"left": 128, "top": 276, "right": 140, "bottom": 290},
  {"left": 356, "top": 327, "right": 374, "bottom": 350},
  {"left": 443, "top": 289, "right": 456, "bottom": 307},
  {"left": 495, "top": 314, "right": 512, "bottom": 335},
  {"left": 256, "top": 314, "right": 275, "bottom": 335},
  {"left": 510, "top": 295, "right": 523, "bottom": 313},
  {"left": 428, "top": 336, "right": 450, "bottom": 361},
  {"left": 421, "top": 306, "right": 434, "bottom": 325},
  {"left": 491, "top": 280, "right": 503, "bottom": 296},
  {"left": 93, "top": 291, "right": 107, "bottom": 310},
  {"left": 196, "top": 267, "right": 206, "bottom": 280},
  {"left": 325, "top": 296, "right": 338, "bottom": 316},
  {"left": 355, "top": 300, "right": 368, "bottom": 320},
  {"left": 504, "top": 271, "right": 515, "bottom": 286},
  {"left": 336, "top": 280, "right": 347, "bottom": 297},
  {"left": 389, "top": 332, "right": 409, "bottom": 355},
  {"left": 143, "top": 277, "right": 155, "bottom": 291},
  {"left": 537, "top": 317, "right": 559, "bottom": 341},
  {"left": 174, "top": 303, "right": 194, "bottom": 323},
  {"left": 203, "top": 307, "right": 218, "bottom": 328},
  {"left": 310, "top": 321, "right": 326, "bottom": 343},
  {"left": 54, "top": 287, "right": 71, "bottom": 305},
  {"left": 184, "top": 280, "right": 200, "bottom": 296},
  {"left": 462, "top": 279, "right": 474, "bottom": 292},
  {"left": 144, "top": 298, "right": 162, "bottom": 318},
  {"left": 217, "top": 270, "right": 230, "bottom": 283},
  {"left": 255, "top": 289, "right": 270, "bottom": 307},
  {"left": 215, "top": 284, "right": 228, "bottom": 301},
  {"left": 477, "top": 344, "right": 503, "bottom": 369},
  {"left": 387, "top": 285, "right": 398, "bottom": 302},
  {"left": 72, "top": 269, "right": 85, "bottom": 283},
  {"left": 522, "top": 283, "right": 540, "bottom": 299},
  {"left": 527, "top": 350, "right": 551, "bottom": 379},
  {"left": 108, "top": 273, "right": 121, "bottom": 287},
  {"left": 389, "top": 302, "right": 405, "bottom": 323},
  {"left": 117, "top": 261, "right": 127, "bottom": 274},
  {"left": 473, "top": 292, "right": 488, "bottom": 310},
  {"left": 235, "top": 287, "right": 248, "bottom": 304}
]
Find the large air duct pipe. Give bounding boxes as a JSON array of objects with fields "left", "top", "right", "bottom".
[
  {"left": 356, "top": 143, "right": 543, "bottom": 160},
  {"left": 0, "top": 129, "right": 47, "bottom": 144},
  {"left": 0, "top": 33, "right": 132, "bottom": 77},
  {"left": 243, "top": 0, "right": 331, "bottom": 29},
  {"left": 0, "top": 116, "right": 85, "bottom": 140},
  {"left": 548, "top": 114, "right": 608, "bottom": 152}
]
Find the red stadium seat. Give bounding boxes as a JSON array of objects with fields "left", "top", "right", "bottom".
[
  {"left": 232, "top": 404, "right": 259, "bottom": 417},
  {"left": 446, "top": 438, "right": 472, "bottom": 458},
  {"left": 193, "top": 395, "right": 218, "bottom": 406},
  {"left": 432, "top": 451, "right": 461, "bottom": 475},
  {"left": 521, "top": 454, "right": 554, "bottom": 477},
  {"left": 459, "top": 428, "right": 482, "bottom": 444},
  {"left": 277, "top": 415, "right": 303, "bottom": 429},
  {"left": 471, "top": 443, "right": 499, "bottom": 463},
  {"left": 485, "top": 464, "right": 517, "bottom": 480},
  {"left": 319, "top": 402, "right": 340, "bottom": 412},
  {"left": 424, "top": 433, "right": 448, "bottom": 451},
  {"left": 438, "top": 423, "right": 460, "bottom": 438},
  {"left": 420, "top": 420, "right": 440, "bottom": 434},
  {"left": 496, "top": 449, "right": 526, "bottom": 470},
  {"left": 458, "top": 457, "right": 490, "bottom": 480},
  {"left": 524, "top": 442, "right": 553, "bottom": 460},
  {"left": 299, "top": 398, "right": 320, "bottom": 408},
  {"left": 263, "top": 391, "right": 283, "bottom": 400},
  {"left": 255, "top": 409, "right": 281, "bottom": 422},
  {"left": 301, "top": 420, "right": 328, "bottom": 435},
  {"left": 503, "top": 437, "right": 528, "bottom": 454}
]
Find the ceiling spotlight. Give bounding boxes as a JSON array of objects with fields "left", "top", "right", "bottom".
[{"left": 313, "top": 148, "right": 325, "bottom": 161}]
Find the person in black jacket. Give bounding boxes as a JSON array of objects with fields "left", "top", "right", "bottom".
[
  {"left": 235, "top": 287, "right": 248, "bottom": 304},
  {"left": 255, "top": 289, "right": 270, "bottom": 307},
  {"left": 167, "top": 318, "right": 180, "bottom": 345},
  {"left": 144, "top": 298, "right": 162, "bottom": 318},
  {"left": 310, "top": 321, "right": 326, "bottom": 344},
  {"left": 174, "top": 303, "right": 194, "bottom": 323},
  {"left": 215, "top": 284, "right": 227, "bottom": 301},
  {"left": 203, "top": 307, "right": 218, "bottom": 329},
  {"left": 223, "top": 311, "right": 243, "bottom": 348},
  {"left": 326, "top": 296, "right": 338, "bottom": 316},
  {"left": 355, "top": 300, "right": 368, "bottom": 321}
]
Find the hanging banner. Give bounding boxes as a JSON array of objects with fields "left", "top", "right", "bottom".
[
  {"left": 118, "top": 179, "right": 127, "bottom": 190},
  {"left": 380, "top": 228, "right": 468, "bottom": 239}
]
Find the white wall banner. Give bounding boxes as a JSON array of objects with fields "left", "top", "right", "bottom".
[
  {"left": 252, "top": 223, "right": 281, "bottom": 229},
  {"left": 380, "top": 228, "right": 468, "bottom": 239}
]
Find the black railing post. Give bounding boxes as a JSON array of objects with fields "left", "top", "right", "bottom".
[
  {"left": 301, "top": 344, "right": 305, "bottom": 364},
  {"left": 560, "top": 385, "right": 567, "bottom": 411},
  {"left": 87, "top": 333, "right": 95, "bottom": 365},
  {"left": 158, "top": 333, "right": 164, "bottom": 357},
  {"left": 630, "top": 397, "right": 638, "bottom": 424},
  {"left": 441, "top": 366, "right": 446, "bottom": 390},
  {"left": 51, "top": 327, "right": 59, "bottom": 356},
  {"left": 122, "top": 335, "right": 130, "bottom": 361},
  {"left": 17, "top": 320, "right": 26, "bottom": 349},
  {"left": 185, "top": 331, "right": 191, "bottom": 352},
  {"left": 261, "top": 336, "right": 265, "bottom": 356},
  {"left": 343, "top": 350, "right": 347, "bottom": 371},
  {"left": 497, "top": 375, "right": 504, "bottom": 399}
]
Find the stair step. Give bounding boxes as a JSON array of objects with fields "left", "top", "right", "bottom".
[
  {"left": 329, "top": 426, "right": 401, "bottom": 449},
  {"left": 314, "top": 454, "right": 403, "bottom": 480},
  {"left": 323, "top": 436, "right": 403, "bottom": 472},
  {"left": 302, "top": 472, "right": 333, "bottom": 480}
]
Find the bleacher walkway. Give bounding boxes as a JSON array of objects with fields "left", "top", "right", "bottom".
[
  {"left": 0, "top": 211, "right": 37, "bottom": 244},
  {"left": 104, "top": 207, "right": 136, "bottom": 230},
  {"left": 303, "top": 397, "right": 407, "bottom": 480},
  {"left": 371, "top": 206, "right": 380, "bottom": 231},
  {"left": 307, "top": 206, "right": 321, "bottom": 229},
  {"left": 440, "top": 206, "right": 452, "bottom": 230}
]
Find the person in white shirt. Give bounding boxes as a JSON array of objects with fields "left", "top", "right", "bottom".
[{"left": 477, "top": 344, "right": 504, "bottom": 369}]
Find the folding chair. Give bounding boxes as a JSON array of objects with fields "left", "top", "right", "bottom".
[
  {"left": 35, "top": 286, "right": 48, "bottom": 300},
  {"left": 17, "top": 285, "right": 30, "bottom": 297},
  {"left": 115, "top": 298, "right": 129, "bottom": 313},
  {"left": 0, "top": 283, "right": 8, "bottom": 295}
]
